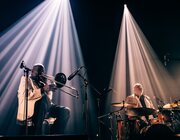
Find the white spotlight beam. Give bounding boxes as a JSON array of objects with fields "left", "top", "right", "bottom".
[
  {"left": 0, "top": 0, "right": 89, "bottom": 135},
  {"left": 108, "top": 5, "right": 179, "bottom": 111}
]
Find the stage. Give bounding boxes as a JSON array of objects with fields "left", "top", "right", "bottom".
[{"left": 0, "top": 134, "right": 88, "bottom": 140}]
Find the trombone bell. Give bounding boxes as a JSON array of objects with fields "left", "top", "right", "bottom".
[
  {"left": 54, "top": 73, "right": 66, "bottom": 88},
  {"left": 41, "top": 72, "right": 78, "bottom": 98}
]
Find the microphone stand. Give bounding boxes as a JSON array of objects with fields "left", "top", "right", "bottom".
[
  {"left": 20, "top": 63, "right": 31, "bottom": 135},
  {"left": 77, "top": 73, "right": 104, "bottom": 139},
  {"left": 89, "top": 85, "right": 102, "bottom": 140},
  {"left": 77, "top": 73, "right": 89, "bottom": 136},
  {"left": 24, "top": 67, "right": 31, "bottom": 135}
]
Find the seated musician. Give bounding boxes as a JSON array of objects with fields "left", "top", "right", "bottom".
[
  {"left": 125, "top": 83, "right": 155, "bottom": 138},
  {"left": 17, "top": 63, "right": 70, "bottom": 135}
]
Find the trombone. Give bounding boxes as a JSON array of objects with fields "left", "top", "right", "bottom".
[{"left": 41, "top": 72, "right": 79, "bottom": 98}]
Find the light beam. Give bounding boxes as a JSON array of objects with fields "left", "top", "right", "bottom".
[{"left": 0, "top": 0, "right": 96, "bottom": 136}]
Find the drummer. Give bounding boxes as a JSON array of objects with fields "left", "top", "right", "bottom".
[{"left": 125, "top": 83, "right": 156, "bottom": 137}]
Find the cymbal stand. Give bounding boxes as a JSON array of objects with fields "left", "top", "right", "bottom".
[
  {"left": 115, "top": 112, "right": 123, "bottom": 140},
  {"left": 98, "top": 112, "right": 114, "bottom": 140},
  {"left": 98, "top": 107, "right": 124, "bottom": 140}
]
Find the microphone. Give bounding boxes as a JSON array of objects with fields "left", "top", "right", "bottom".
[
  {"left": 68, "top": 66, "right": 84, "bottom": 80},
  {"left": 19, "top": 60, "right": 31, "bottom": 71},
  {"left": 20, "top": 61, "right": 25, "bottom": 69}
]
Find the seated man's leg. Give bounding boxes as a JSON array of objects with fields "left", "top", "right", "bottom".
[
  {"left": 48, "top": 105, "right": 70, "bottom": 134},
  {"left": 42, "top": 119, "right": 51, "bottom": 135}
]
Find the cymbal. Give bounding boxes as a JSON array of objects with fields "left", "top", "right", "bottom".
[
  {"left": 163, "top": 101, "right": 180, "bottom": 109},
  {"left": 163, "top": 103, "right": 171, "bottom": 109},
  {"left": 111, "top": 102, "right": 132, "bottom": 107},
  {"left": 128, "top": 107, "right": 156, "bottom": 116}
]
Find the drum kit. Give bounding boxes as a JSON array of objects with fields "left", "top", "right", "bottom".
[{"left": 110, "top": 100, "right": 180, "bottom": 139}]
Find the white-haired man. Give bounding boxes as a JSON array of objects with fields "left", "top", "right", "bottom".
[{"left": 125, "top": 83, "right": 155, "bottom": 139}]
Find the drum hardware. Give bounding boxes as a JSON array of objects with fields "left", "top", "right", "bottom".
[
  {"left": 150, "top": 108, "right": 180, "bottom": 134},
  {"left": 127, "top": 107, "right": 157, "bottom": 117},
  {"left": 98, "top": 109, "right": 124, "bottom": 119},
  {"left": 98, "top": 108, "right": 124, "bottom": 140},
  {"left": 98, "top": 113, "right": 114, "bottom": 140},
  {"left": 104, "top": 101, "right": 127, "bottom": 119}
]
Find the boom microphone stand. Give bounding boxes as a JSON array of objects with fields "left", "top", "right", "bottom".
[
  {"left": 77, "top": 73, "right": 89, "bottom": 135},
  {"left": 68, "top": 67, "right": 104, "bottom": 139},
  {"left": 77, "top": 73, "right": 105, "bottom": 139}
]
